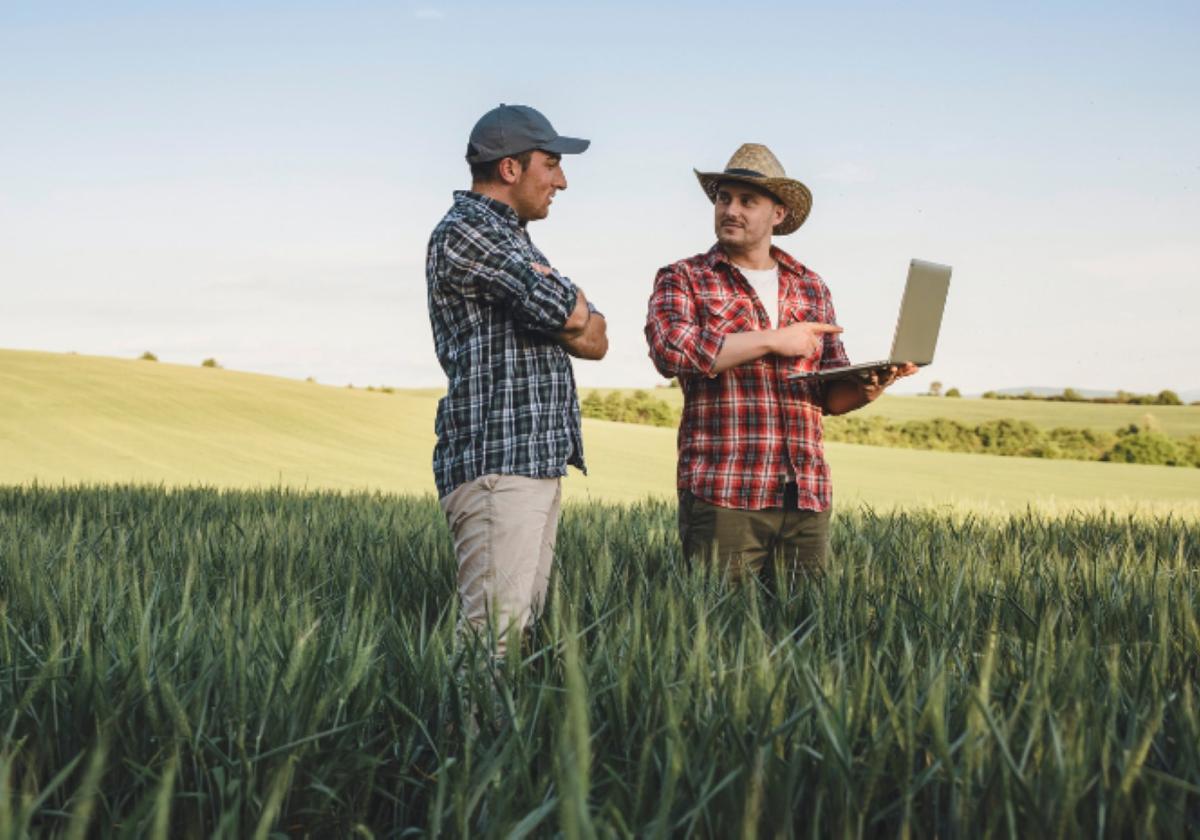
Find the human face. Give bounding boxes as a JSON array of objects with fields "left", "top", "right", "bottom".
[
  {"left": 713, "top": 182, "right": 786, "bottom": 255},
  {"left": 510, "top": 150, "right": 567, "bottom": 222}
]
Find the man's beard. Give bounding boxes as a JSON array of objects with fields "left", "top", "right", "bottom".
[{"left": 717, "top": 225, "right": 758, "bottom": 249}]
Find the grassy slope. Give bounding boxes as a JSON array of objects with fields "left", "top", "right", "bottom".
[
  {"left": 585, "top": 388, "right": 1200, "bottom": 438},
  {"left": 3, "top": 349, "right": 1198, "bottom": 512}
]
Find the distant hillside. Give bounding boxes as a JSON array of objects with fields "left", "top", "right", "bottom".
[
  {"left": 989, "top": 386, "right": 1200, "bottom": 402},
  {"left": 586, "top": 387, "right": 1200, "bottom": 439},
  {"left": 990, "top": 386, "right": 1114, "bottom": 399},
  {"left": 3, "top": 350, "right": 1199, "bottom": 511}
]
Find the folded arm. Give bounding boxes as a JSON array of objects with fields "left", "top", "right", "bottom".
[
  {"left": 531, "top": 263, "right": 607, "bottom": 360},
  {"left": 440, "top": 225, "right": 578, "bottom": 333},
  {"left": 558, "top": 292, "right": 608, "bottom": 360}
]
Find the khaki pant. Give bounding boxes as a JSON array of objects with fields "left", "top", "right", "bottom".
[
  {"left": 679, "top": 488, "right": 830, "bottom": 583},
  {"left": 440, "top": 474, "right": 562, "bottom": 654}
]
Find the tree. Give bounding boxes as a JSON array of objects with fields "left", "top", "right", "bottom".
[
  {"left": 945, "top": 387, "right": 961, "bottom": 398},
  {"left": 201, "top": 358, "right": 221, "bottom": 368},
  {"left": 1180, "top": 436, "right": 1200, "bottom": 468},
  {"left": 928, "top": 381, "right": 943, "bottom": 397},
  {"left": 580, "top": 391, "right": 609, "bottom": 420},
  {"left": 139, "top": 351, "right": 158, "bottom": 361},
  {"left": 1104, "top": 425, "right": 1181, "bottom": 466},
  {"left": 976, "top": 419, "right": 1043, "bottom": 457},
  {"left": 1156, "top": 390, "right": 1182, "bottom": 406}
]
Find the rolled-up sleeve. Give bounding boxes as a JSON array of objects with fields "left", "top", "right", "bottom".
[
  {"left": 644, "top": 264, "right": 725, "bottom": 378},
  {"left": 441, "top": 223, "right": 577, "bottom": 333}
]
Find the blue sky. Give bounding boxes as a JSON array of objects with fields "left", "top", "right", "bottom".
[{"left": 3, "top": 1, "right": 1198, "bottom": 394}]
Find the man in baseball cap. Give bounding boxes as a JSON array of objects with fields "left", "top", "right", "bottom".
[
  {"left": 426, "top": 104, "right": 605, "bottom": 657},
  {"left": 465, "top": 103, "right": 590, "bottom": 163}
]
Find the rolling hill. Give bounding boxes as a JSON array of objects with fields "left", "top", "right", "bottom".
[{"left": 3, "top": 349, "right": 1198, "bottom": 513}]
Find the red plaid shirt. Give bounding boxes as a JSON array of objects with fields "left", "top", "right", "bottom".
[{"left": 645, "top": 244, "right": 851, "bottom": 511}]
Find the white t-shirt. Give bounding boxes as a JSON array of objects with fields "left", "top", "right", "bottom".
[
  {"left": 735, "top": 263, "right": 779, "bottom": 326},
  {"left": 732, "top": 262, "right": 796, "bottom": 482}
]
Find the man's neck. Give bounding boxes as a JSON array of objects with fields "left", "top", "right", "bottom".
[
  {"left": 470, "top": 182, "right": 532, "bottom": 226},
  {"left": 723, "top": 243, "right": 775, "bottom": 271},
  {"left": 472, "top": 182, "right": 516, "bottom": 209}
]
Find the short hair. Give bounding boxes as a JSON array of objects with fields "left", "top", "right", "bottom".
[{"left": 470, "top": 149, "right": 535, "bottom": 184}]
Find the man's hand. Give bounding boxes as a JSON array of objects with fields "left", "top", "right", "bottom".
[
  {"left": 825, "top": 362, "right": 918, "bottom": 415},
  {"left": 531, "top": 262, "right": 554, "bottom": 276},
  {"left": 856, "top": 363, "right": 919, "bottom": 402},
  {"left": 770, "top": 322, "right": 844, "bottom": 359}
]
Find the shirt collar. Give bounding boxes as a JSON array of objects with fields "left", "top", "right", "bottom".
[
  {"left": 454, "top": 190, "right": 522, "bottom": 228},
  {"left": 707, "top": 243, "right": 810, "bottom": 278}
]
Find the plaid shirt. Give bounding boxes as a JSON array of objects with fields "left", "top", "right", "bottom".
[
  {"left": 645, "top": 244, "right": 851, "bottom": 511},
  {"left": 426, "top": 191, "right": 584, "bottom": 498}
]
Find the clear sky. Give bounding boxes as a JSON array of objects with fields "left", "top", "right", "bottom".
[{"left": 3, "top": 1, "right": 1198, "bottom": 395}]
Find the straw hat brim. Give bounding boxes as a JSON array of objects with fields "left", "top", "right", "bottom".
[{"left": 694, "top": 169, "right": 812, "bottom": 235}]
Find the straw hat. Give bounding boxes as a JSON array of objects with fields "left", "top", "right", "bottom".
[{"left": 694, "top": 143, "right": 812, "bottom": 235}]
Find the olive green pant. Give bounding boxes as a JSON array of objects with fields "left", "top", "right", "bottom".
[{"left": 678, "top": 489, "right": 830, "bottom": 583}]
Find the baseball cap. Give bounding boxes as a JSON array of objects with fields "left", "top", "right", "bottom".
[{"left": 465, "top": 104, "right": 590, "bottom": 164}]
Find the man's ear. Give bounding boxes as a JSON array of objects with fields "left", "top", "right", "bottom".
[
  {"left": 774, "top": 202, "right": 788, "bottom": 226},
  {"left": 498, "top": 157, "right": 523, "bottom": 185}
]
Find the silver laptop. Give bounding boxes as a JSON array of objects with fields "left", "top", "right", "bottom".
[{"left": 789, "top": 258, "right": 952, "bottom": 383}]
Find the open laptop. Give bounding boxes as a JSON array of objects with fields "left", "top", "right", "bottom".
[{"left": 789, "top": 258, "right": 952, "bottom": 384}]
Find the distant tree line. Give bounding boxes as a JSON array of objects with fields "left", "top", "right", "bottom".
[
  {"left": 581, "top": 390, "right": 680, "bottom": 427},
  {"left": 824, "top": 416, "right": 1200, "bottom": 468},
  {"left": 582, "top": 391, "right": 1200, "bottom": 468},
  {"left": 981, "top": 388, "right": 1189, "bottom": 406}
]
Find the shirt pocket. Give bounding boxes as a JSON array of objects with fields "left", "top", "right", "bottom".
[
  {"left": 780, "top": 297, "right": 830, "bottom": 327},
  {"left": 698, "top": 293, "right": 757, "bottom": 335},
  {"left": 779, "top": 300, "right": 830, "bottom": 373}
]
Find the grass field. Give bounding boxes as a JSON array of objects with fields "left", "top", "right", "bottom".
[
  {"left": 4, "top": 354, "right": 1199, "bottom": 834},
  {"left": 585, "top": 387, "right": 1200, "bottom": 439},
  {"left": 2, "top": 486, "right": 1198, "bottom": 836},
  {"left": 3, "top": 350, "right": 1199, "bottom": 513}
]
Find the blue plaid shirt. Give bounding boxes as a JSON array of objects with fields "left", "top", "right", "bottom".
[{"left": 426, "top": 191, "right": 586, "bottom": 497}]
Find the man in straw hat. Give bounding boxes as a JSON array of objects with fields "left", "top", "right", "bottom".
[
  {"left": 427, "top": 104, "right": 608, "bottom": 655},
  {"left": 645, "top": 143, "right": 915, "bottom": 581}
]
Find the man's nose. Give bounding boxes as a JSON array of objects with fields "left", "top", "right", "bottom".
[{"left": 554, "top": 170, "right": 568, "bottom": 190}]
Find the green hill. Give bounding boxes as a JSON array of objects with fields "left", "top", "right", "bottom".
[{"left": 3, "top": 350, "right": 1198, "bottom": 514}]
